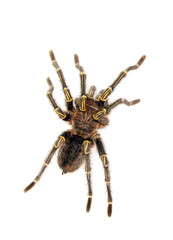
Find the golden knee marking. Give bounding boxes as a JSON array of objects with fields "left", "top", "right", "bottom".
[
  {"left": 83, "top": 140, "right": 90, "bottom": 154},
  {"left": 106, "top": 181, "right": 111, "bottom": 184},
  {"left": 34, "top": 179, "right": 38, "bottom": 183},
  {"left": 54, "top": 136, "right": 65, "bottom": 148},
  {"left": 55, "top": 108, "right": 66, "bottom": 119},
  {"left": 56, "top": 68, "right": 61, "bottom": 72},
  {"left": 46, "top": 92, "right": 51, "bottom": 96},
  {"left": 93, "top": 108, "right": 106, "bottom": 120},
  {"left": 100, "top": 87, "right": 112, "bottom": 101},
  {"left": 100, "top": 154, "right": 109, "bottom": 167},
  {"left": 80, "top": 72, "right": 86, "bottom": 75},
  {"left": 88, "top": 195, "right": 92, "bottom": 198},
  {"left": 44, "top": 162, "right": 48, "bottom": 166},
  {"left": 64, "top": 87, "right": 73, "bottom": 102},
  {"left": 80, "top": 95, "right": 87, "bottom": 111},
  {"left": 55, "top": 107, "right": 60, "bottom": 112}
]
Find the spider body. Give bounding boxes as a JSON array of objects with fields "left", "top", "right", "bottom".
[
  {"left": 58, "top": 133, "right": 85, "bottom": 173},
  {"left": 71, "top": 97, "right": 108, "bottom": 137},
  {"left": 24, "top": 51, "right": 146, "bottom": 217}
]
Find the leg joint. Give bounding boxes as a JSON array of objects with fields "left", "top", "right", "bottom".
[
  {"left": 55, "top": 108, "right": 66, "bottom": 120},
  {"left": 54, "top": 136, "right": 65, "bottom": 148},
  {"left": 83, "top": 140, "right": 91, "bottom": 154},
  {"left": 63, "top": 87, "right": 73, "bottom": 102},
  {"left": 100, "top": 154, "right": 109, "bottom": 167}
]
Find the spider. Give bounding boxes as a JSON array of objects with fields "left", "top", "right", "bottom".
[{"left": 24, "top": 50, "right": 146, "bottom": 217}]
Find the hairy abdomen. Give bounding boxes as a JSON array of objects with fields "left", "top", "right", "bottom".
[{"left": 58, "top": 135, "right": 84, "bottom": 173}]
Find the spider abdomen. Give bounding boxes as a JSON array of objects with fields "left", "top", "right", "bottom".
[{"left": 58, "top": 135, "right": 85, "bottom": 174}]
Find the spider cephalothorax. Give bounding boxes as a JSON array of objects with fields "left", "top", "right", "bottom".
[
  {"left": 24, "top": 51, "right": 146, "bottom": 217},
  {"left": 71, "top": 97, "right": 109, "bottom": 138}
]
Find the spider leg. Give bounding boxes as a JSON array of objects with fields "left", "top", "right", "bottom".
[
  {"left": 49, "top": 50, "right": 74, "bottom": 111},
  {"left": 24, "top": 134, "right": 67, "bottom": 193},
  {"left": 83, "top": 140, "right": 93, "bottom": 212},
  {"left": 85, "top": 154, "right": 92, "bottom": 212},
  {"left": 46, "top": 78, "right": 70, "bottom": 121},
  {"left": 93, "top": 98, "right": 140, "bottom": 121},
  {"left": 99, "top": 55, "right": 146, "bottom": 104},
  {"left": 106, "top": 98, "right": 140, "bottom": 113},
  {"left": 95, "top": 89, "right": 105, "bottom": 102},
  {"left": 95, "top": 137, "right": 113, "bottom": 217},
  {"left": 87, "top": 85, "right": 96, "bottom": 99},
  {"left": 74, "top": 54, "right": 87, "bottom": 111}
]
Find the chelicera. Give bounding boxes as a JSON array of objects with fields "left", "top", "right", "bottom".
[{"left": 24, "top": 51, "right": 146, "bottom": 217}]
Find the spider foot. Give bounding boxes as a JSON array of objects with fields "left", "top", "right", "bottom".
[
  {"left": 123, "top": 98, "right": 140, "bottom": 106},
  {"left": 86, "top": 197, "right": 92, "bottom": 212},
  {"left": 107, "top": 203, "right": 112, "bottom": 217},
  {"left": 24, "top": 181, "right": 36, "bottom": 193}
]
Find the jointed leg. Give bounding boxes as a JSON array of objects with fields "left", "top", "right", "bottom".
[
  {"left": 99, "top": 55, "right": 146, "bottom": 103},
  {"left": 87, "top": 86, "right": 96, "bottom": 99},
  {"left": 93, "top": 98, "right": 140, "bottom": 121},
  {"left": 24, "top": 134, "right": 66, "bottom": 192},
  {"left": 85, "top": 154, "right": 92, "bottom": 212},
  {"left": 49, "top": 50, "right": 74, "bottom": 111},
  {"left": 106, "top": 98, "right": 140, "bottom": 113},
  {"left": 74, "top": 54, "right": 87, "bottom": 111},
  {"left": 95, "top": 89, "right": 105, "bottom": 102},
  {"left": 83, "top": 140, "right": 93, "bottom": 212},
  {"left": 47, "top": 78, "right": 70, "bottom": 121},
  {"left": 95, "top": 137, "right": 113, "bottom": 217}
]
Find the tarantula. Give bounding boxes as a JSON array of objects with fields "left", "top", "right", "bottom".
[{"left": 24, "top": 51, "right": 146, "bottom": 217}]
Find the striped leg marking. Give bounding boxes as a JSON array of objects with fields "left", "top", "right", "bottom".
[
  {"left": 55, "top": 108, "right": 66, "bottom": 120},
  {"left": 24, "top": 135, "right": 66, "bottom": 193},
  {"left": 106, "top": 98, "right": 140, "bottom": 113},
  {"left": 54, "top": 136, "right": 65, "bottom": 148},
  {"left": 95, "top": 137, "right": 113, "bottom": 217},
  {"left": 83, "top": 140, "right": 91, "bottom": 154},
  {"left": 85, "top": 154, "right": 92, "bottom": 213},
  {"left": 49, "top": 50, "right": 74, "bottom": 110},
  {"left": 100, "top": 154, "right": 109, "bottom": 167},
  {"left": 93, "top": 108, "right": 106, "bottom": 121},
  {"left": 46, "top": 78, "right": 67, "bottom": 120},
  {"left": 99, "top": 55, "right": 146, "bottom": 103}
]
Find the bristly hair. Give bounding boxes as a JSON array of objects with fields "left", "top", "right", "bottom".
[{"left": 24, "top": 51, "right": 146, "bottom": 217}]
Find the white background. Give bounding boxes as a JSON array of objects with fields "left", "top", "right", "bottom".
[{"left": 0, "top": 0, "right": 173, "bottom": 239}]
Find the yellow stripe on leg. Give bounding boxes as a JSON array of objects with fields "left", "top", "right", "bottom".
[
  {"left": 83, "top": 140, "right": 91, "bottom": 154},
  {"left": 80, "top": 95, "right": 87, "bottom": 111},
  {"left": 100, "top": 87, "right": 112, "bottom": 101},
  {"left": 54, "top": 136, "right": 65, "bottom": 148},
  {"left": 100, "top": 154, "right": 109, "bottom": 167},
  {"left": 64, "top": 87, "right": 73, "bottom": 102}
]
